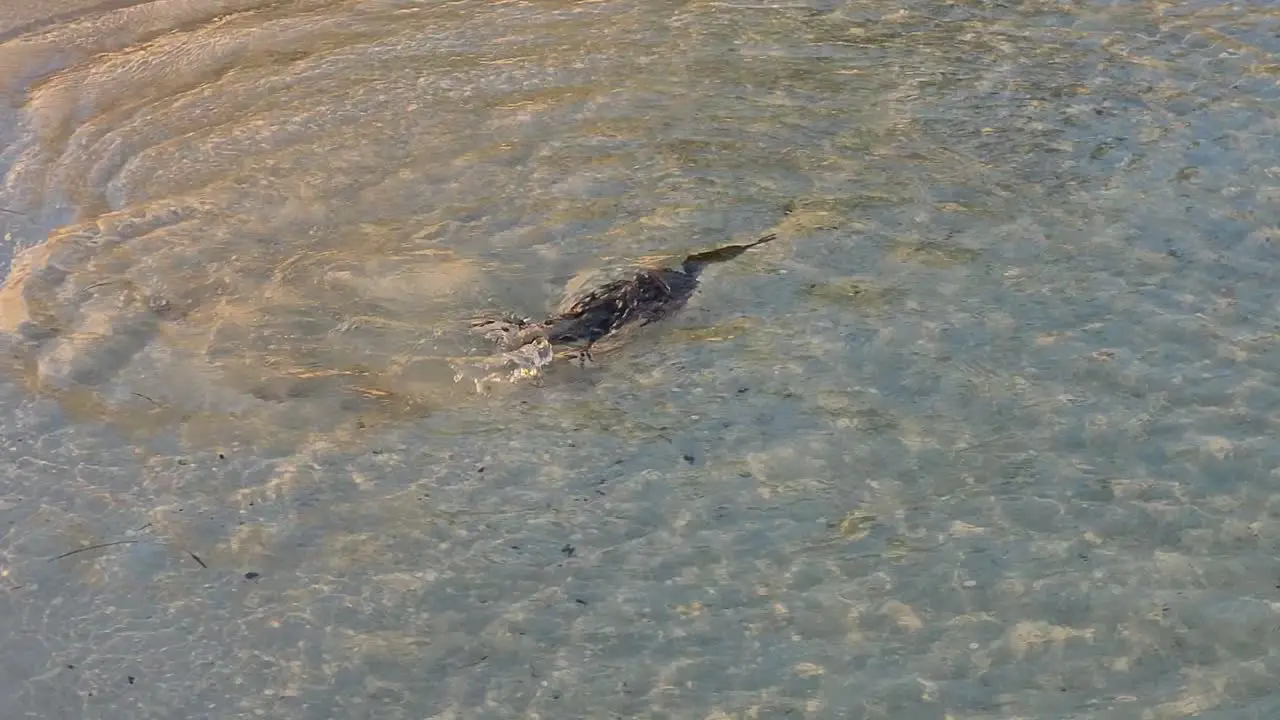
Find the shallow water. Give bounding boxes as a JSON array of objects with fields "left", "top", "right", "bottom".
[{"left": 2, "top": 1, "right": 1280, "bottom": 717}]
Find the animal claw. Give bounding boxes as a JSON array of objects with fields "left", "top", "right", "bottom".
[{"left": 571, "top": 346, "right": 595, "bottom": 367}]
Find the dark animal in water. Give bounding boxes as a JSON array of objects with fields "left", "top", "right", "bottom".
[{"left": 473, "top": 232, "right": 776, "bottom": 362}]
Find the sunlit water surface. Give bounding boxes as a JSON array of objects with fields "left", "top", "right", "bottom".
[{"left": 2, "top": 1, "right": 1280, "bottom": 718}]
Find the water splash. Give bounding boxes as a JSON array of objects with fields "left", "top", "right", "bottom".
[{"left": 451, "top": 336, "right": 554, "bottom": 394}]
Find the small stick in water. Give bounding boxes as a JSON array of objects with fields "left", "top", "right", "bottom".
[{"left": 49, "top": 540, "right": 140, "bottom": 561}]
